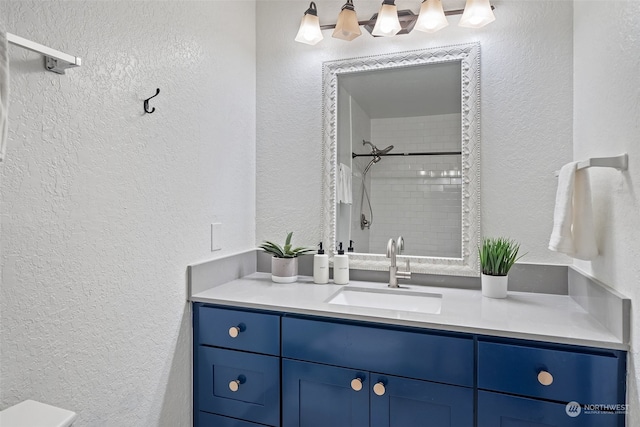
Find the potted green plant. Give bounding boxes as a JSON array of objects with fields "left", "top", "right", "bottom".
[
  {"left": 479, "top": 237, "right": 524, "bottom": 298},
  {"left": 259, "top": 232, "right": 314, "bottom": 283}
]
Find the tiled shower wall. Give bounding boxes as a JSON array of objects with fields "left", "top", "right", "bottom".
[{"left": 364, "top": 114, "right": 462, "bottom": 257}]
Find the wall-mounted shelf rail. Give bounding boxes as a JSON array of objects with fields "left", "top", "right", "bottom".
[
  {"left": 7, "top": 32, "right": 81, "bottom": 74},
  {"left": 352, "top": 151, "right": 461, "bottom": 158}
]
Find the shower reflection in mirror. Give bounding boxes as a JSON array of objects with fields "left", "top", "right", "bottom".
[
  {"left": 358, "top": 140, "right": 394, "bottom": 230},
  {"left": 335, "top": 63, "right": 463, "bottom": 258}
]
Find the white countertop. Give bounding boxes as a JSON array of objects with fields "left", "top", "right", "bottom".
[{"left": 191, "top": 272, "right": 626, "bottom": 350}]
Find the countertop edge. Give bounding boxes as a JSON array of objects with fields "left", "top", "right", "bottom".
[{"left": 190, "top": 294, "right": 629, "bottom": 351}]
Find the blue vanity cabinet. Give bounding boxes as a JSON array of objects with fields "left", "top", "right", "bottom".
[
  {"left": 281, "top": 316, "right": 474, "bottom": 427},
  {"left": 193, "top": 303, "right": 627, "bottom": 427},
  {"left": 193, "top": 304, "right": 281, "bottom": 427},
  {"left": 477, "top": 340, "right": 626, "bottom": 427}
]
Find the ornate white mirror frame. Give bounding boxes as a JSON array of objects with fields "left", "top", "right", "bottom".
[{"left": 321, "top": 42, "right": 481, "bottom": 276}]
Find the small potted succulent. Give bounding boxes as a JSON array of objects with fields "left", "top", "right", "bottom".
[
  {"left": 479, "top": 237, "right": 524, "bottom": 298},
  {"left": 259, "top": 232, "right": 314, "bottom": 283}
]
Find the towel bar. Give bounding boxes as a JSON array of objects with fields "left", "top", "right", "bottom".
[{"left": 554, "top": 153, "right": 628, "bottom": 177}]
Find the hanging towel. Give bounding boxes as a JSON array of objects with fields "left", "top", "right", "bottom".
[
  {"left": 337, "top": 163, "right": 352, "bottom": 204},
  {"left": 0, "top": 31, "right": 8, "bottom": 161},
  {"left": 548, "top": 162, "right": 598, "bottom": 260}
]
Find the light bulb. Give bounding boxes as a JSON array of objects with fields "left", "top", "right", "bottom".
[
  {"left": 371, "top": 1, "right": 401, "bottom": 37},
  {"left": 332, "top": 0, "right": 362, "bottom": 41},
  {"left": 415, "top": 0, "right": 448, "bottom": 33},
  {"left": 295, "top": 2, "right": 324, "bottom": 45},
  {"left": 459, "top": 0, "right": 495, "bottom": 28}
]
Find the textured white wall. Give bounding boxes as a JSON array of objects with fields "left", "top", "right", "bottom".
[
  {"left": 256, "top": 0, "right": 573, "bottom": 264},
  {"left": 573, "top": 1, "right": 640, "bottom": 422},
  {"left": 0, "top": 1, "right": 256, "bottom": 426}
]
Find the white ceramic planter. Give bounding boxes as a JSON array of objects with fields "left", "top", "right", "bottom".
[
  {"left": 481, "top": 273, "right": 508, "bottom": 299},
  {"left": 271, "top": 257, "right": 298, "bottom": 283}
]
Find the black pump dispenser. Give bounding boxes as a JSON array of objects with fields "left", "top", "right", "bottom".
[
  {"left": 348, "top": 240, "right": 354, "bottom": 252},
  {"left": 337, "top": 242, "right": 345, "bottom": 255},
  {"left": 317, "top": 242, "right": 325, "bottom": 255}
]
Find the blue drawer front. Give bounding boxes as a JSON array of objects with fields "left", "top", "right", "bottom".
[
  {"left": 197, "top": 411, "right": 265, "bottom": 427},
  {"left": 370, "top": 373, "right": 474, "bottom": 427},
  {"left": 478, "top": 391, "right": 624, "bottom": 427},
  {"left": 282, "top": 316, "right": 474, "bottom": 387},
  {"left": 282, "top": 359, "right": 369, "bottom": 427},
  {"left": 197, "top": 305, "right": 280, "bottom": 355},
  {"left": 478, "top": 341, "right": 624, "bottom": 404},
  {"left": 198, "top": 347, "right": 280, "bottom": 426}
]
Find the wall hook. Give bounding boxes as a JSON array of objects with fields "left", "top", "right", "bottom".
[{"left": 144, "top": 88, "right": 160, "bottom": 114}]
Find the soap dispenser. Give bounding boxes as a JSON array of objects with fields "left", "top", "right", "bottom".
[
  {"left": 333, "top": 242, "right": 349, "bottom": 285},
  {"left": 313, "top": 242, "right": 329, "bottom": 284}
]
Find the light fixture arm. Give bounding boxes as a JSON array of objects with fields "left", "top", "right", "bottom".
[
  {"left": 319, "top": 5, "right": 494, "bottom": 30},
  {"left": 341, "top": 0, "right": 355, "bottom": 11},
  {"left": 305, "top": 1, "right": 319, "bottom": 16}
]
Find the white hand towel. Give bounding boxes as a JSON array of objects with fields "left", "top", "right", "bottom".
[
  {"left": 0, "top": 31, "right": 8, "bottom": 161},
  {"left": 549, "top": 162, "right": 598, "bottom": 260},
  {"left": 338, "top": 163, "right": 352, "bottom": 204}
]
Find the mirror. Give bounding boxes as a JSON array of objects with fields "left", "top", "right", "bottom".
[{"left": 321, "top": 43, "right": 481, "bottom": 276}]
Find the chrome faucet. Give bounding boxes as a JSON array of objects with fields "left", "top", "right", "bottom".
[{"left": 386, "top": 237, "right": 411, "bottom": 288}]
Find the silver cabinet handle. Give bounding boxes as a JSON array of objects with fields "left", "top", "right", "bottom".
[
  {"left": 350, "top": 377, "right": 363, "bottom": 391},
  {"left": 538, "top": 370, "right": 554, "bottom": 386}
]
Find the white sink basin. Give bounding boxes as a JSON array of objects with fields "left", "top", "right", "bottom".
[{"left": 327, "top": 286, "right": 442, "bottom": 314}]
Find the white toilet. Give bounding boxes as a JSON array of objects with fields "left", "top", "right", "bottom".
[{"left": 0, "top": 400, "right": 77, "bottom": 427}]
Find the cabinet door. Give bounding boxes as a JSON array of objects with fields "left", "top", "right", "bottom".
[
  {"left": 478, "top": 391, "right": 624, "bottom": 427},
  {"left": 197, "top": 346, "right": 280, "bottom": 426},
  {"left": 370, "top": 374, "right": 473, "bottom": 427},
  {"left": 282, "top": 359, "right": 369, "bottom": 427}
]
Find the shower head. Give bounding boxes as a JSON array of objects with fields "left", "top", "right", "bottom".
[
  {"left": 362, "top": 140, "right": 394, "bottom": 156},
  {"left": 378, "top": 145, "right": 394, "bottom": 155}
]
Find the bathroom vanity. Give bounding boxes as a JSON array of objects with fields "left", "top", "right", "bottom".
[{"left": 190, "top": 269, "right": 628, "bottom": 427}]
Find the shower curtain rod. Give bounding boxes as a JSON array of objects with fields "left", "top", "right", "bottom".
[{"left": 352, "top": 151, "right": 461, "bottom": 158}]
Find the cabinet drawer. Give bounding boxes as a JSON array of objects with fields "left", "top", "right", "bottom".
[
  {"left": 478, "top": 341, "right": 625, "bottom": 405},
  {"left": 196, "top": 305, "right": 280, "bottom": 355},
  {"left": 478, "top": 391, "right": 624, "bottom": 427},
  {"left": 197, "top": 347, "right": 280, "bottom": 426},
  {"left": 197, "top": 411, "right": 265, "bottom": 427},
  {"left": 282, "top": 316, "right": 474, "bottom": 386}
]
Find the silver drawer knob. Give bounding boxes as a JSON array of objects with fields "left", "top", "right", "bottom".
[
  {"left": 350, "top": 378, "right": 363, "bottom": 391},
  {"left": 229, "top": 380, "right": 241, "bottom": 392},
  {"left": 538, "top": 370, "right": 554, "bottom": 386},
  {"left": 228, "top": 326, "right": 241, "bottom": 338},
  {"left": 373, "top": 382, "right": 386, "bottom": 396}
]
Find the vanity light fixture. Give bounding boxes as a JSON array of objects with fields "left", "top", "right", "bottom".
[
  {"left": 333, "top": 0, "right": 362, "bottom": 41},
  {"left": 294, "top": 2, "right": 324, "bottom": 45},
  {"left": 371, "top": 0, "right": 402, "bottom": 37},
  {"left": 414, "top": 0, "right": 449, "bottom": 33},
  {"left": 295, "top": 0, "right": 496, "bottom": 45},
  {"left": 459, "top": 0, "right": 495, "bottom": 28}
]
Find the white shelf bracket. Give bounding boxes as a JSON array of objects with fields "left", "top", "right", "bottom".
[{"left": 7, "top": 33, "right": 81, "bottom": 75}]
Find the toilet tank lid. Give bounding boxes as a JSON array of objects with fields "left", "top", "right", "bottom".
[{"left": 0, "top": 399, "right": 77, "bottom": 427}]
